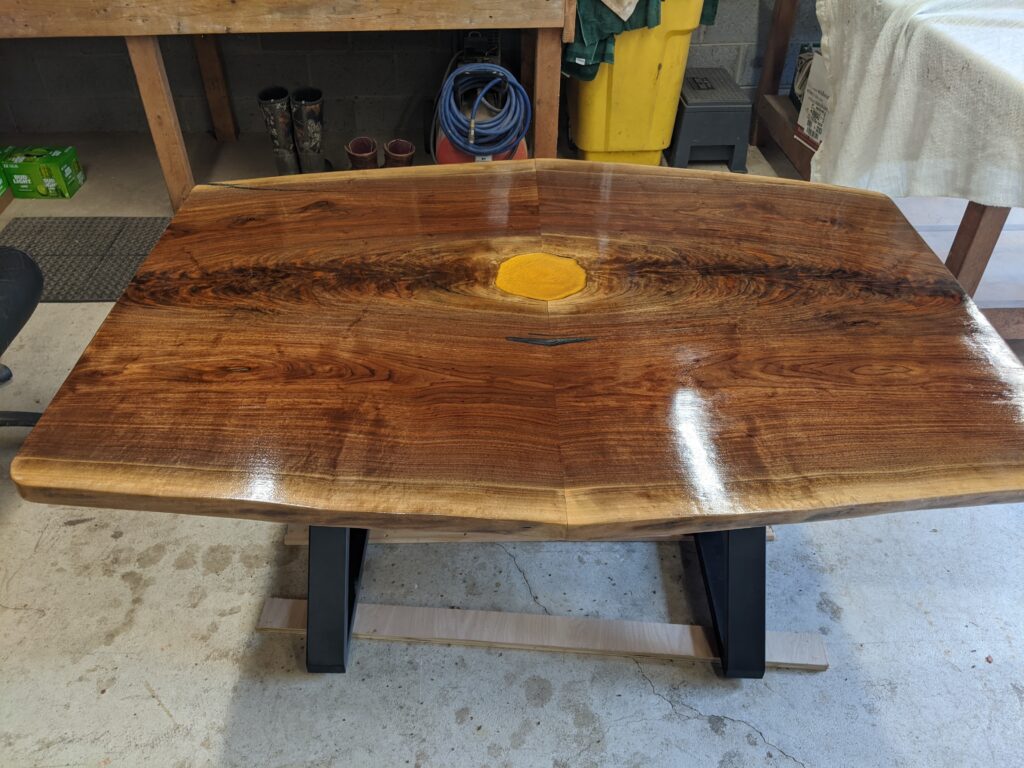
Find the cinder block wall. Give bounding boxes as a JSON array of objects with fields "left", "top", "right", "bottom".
[
  {"left": 0, "top": 2, "right": 820, "bottom": 138},
  {"left": 0, "top": 31, "right": 464, "bottom": 144},
  {"left": 688, "top": 0, "right": 821, "bottom": 94}
]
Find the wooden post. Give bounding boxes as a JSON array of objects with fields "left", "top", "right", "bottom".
[
  {"left": 750, "top": 0, "right": 799, "bottom": 145},
  {"left": 945, "top": 202, "right": 1011, "bottom": 296},
  {"left": 126, "top": 35, "right": 194, "bottom": 212},
  {"left": 532, "top": 27, "right": 562, "bottom": 159},
  {"left": 193, "top": 34, "right": 238, "bottom": 142},
  {"left": 562, "top": 0, "right": 577, "bottom": 44}
]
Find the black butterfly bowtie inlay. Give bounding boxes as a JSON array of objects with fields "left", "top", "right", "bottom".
[{"left": 506, "top": 336, "right": 595, "bottom": 347}]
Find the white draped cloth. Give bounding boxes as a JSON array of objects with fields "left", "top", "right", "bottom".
[{"left": 813, "top": 0, "right": 1024, "bottom": 208}]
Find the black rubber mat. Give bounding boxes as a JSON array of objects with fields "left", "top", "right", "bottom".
[{"left": 0, "top": 217, "right": 170, "bottom": 302}]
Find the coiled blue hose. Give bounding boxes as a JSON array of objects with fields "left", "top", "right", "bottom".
[{"left": 438, "top": 63, "right": 532, "bottom": 157}]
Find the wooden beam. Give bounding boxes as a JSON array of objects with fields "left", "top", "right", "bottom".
[
  {"left": 562, "top": 0, "right": 577, "bottom": 44},
  {"left": 281, "top": 524, "right": 776, "bottom": 546},
  {"left": 257, "top": 598, "right": 829, "bottom": 671},
  {"left": 532, "top": 27, "right": 562, "bottom": 159},
  {"left": 1, "top": 0, "right": 565, "bottom": 37},
  {"left": 756, "top": 95, "right": 813, "bottom": 180},
  {"left": 945, "top": 202, "right": 1011, "bottom": 296},
  {"left": 750, "top": 0, "right": 800, "bottom": 145},
  {"left": 193, "top": 35, "right": 237, "bottom": 142},
  {"left": 126, "top": 36, "right": 194, "bottom": 212}
]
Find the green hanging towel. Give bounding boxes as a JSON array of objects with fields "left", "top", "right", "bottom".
[
  {"left": 701, "top": 0, "right": 718, "bottom": 26},
  {"left": 562, "top": 0, "right": 662, "bottom": 81}
]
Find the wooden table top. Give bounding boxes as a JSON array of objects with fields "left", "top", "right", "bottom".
[{"left": 13, "top": 160, "right": 1024, "bottom": 539}]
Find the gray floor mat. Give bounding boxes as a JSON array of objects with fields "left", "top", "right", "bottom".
[{"left": 0, "top": 217, "right": 170, "bottom": 302}]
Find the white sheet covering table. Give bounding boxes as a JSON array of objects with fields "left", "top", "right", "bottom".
[{"left": 814, "top": 0, "right": 1024, "bottom": 209}]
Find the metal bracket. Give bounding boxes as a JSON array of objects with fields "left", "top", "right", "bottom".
[
  {"left": 305, "top": 526, "right": 369, "bottom": 673},
  {"left": 691, "top": 526, "right": 766, "bottom": 678}
]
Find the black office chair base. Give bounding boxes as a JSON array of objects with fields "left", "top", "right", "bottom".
[{"left": 0, "top": 411, "right": 41, "bottom": 427}]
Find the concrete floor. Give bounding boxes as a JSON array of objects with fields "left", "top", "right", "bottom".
[{"left": 1, "top": 134, "right": 1023, "bottom": 767}]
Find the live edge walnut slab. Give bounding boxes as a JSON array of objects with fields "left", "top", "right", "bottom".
[{"left": 12, "top": 160, "right": 1024, "bottom": 540}]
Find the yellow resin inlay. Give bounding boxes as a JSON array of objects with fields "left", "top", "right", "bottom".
[{"left": 495, "top": 252, "right": 587, "bottom": 301}]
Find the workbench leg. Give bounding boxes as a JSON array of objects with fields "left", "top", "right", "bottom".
[
  {"left": 750, "top": 0, "right": 799, "bottom": 145},
  {"left": 193, "top": 35, "right": 238, "bottom": 143},
  {"left": 126, "top": 36, "right": 195, "bottom": 212},
  {"left": 306, "top": 526, "right": 369, "bottom": 673},
  {"left": 945, "top": 202, "right": 1011, "bottom": 297},
  {"left": 531, "top": 28, "right": 562, "bottom": 159},
  {"left": 691, "top": 526, "right": 766, "bottom": 679}
]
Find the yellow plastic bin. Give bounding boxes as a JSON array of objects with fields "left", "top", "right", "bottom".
[{"left": 569, "top": 0, "right": 703, "bottom": 165}]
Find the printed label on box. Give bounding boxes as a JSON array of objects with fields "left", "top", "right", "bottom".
[
  {"left": 0, "top": 146, "right": 86, "bottom": 199},
  {"left": 795, "top": 52, "right": 831, "bottom": 152}
]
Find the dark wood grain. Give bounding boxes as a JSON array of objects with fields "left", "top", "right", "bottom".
[{"left": 13, "top": 161, "right": 1024, "bottom": 539}]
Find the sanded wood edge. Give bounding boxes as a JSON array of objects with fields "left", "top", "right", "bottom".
[
  {"left": 533, "top": 158, "right": 888, "bottom": 201},
  {"left": 257, "top": 598, "right": 828, "bottom": 671},
  {"left": 9, "top": 456, "right": 567, "bottom": 539},
  {"left": 184, "top": 159, "right": 887, "bottom": 207},
  {"left": 281, "top": 523, "right": 776, "bottom": 546}
]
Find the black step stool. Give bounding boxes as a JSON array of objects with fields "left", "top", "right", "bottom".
[{"left": 668, "top": 67, "right": 751, "bottom": 173}]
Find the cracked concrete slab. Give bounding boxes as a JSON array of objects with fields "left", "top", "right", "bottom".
[{"left": 4, "top": 302, "right": 1024, "bottom": 768}]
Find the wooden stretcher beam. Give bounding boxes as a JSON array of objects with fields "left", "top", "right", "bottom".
[{"left": 257, "top": 598, "right": 828, "bottom": 671}]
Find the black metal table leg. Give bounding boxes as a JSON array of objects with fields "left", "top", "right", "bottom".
[
  {"left": 306, "top": 525, "right": 368, "bottom": 673},
  {"left": 691, "top": 526, "right": 766, "bottom": 679}
]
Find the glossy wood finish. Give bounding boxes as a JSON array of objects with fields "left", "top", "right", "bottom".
[{"left": 13, "top": 161, "right": 1024, "bottom": 539}]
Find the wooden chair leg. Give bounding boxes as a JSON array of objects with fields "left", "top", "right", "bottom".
[
  {"left": 945, "top": 202, "right": 1011, "bottom": 296},
  {"left": 126, "top": 36, "right": 195, "bottom": 212},
  {"left": 193, "top": 34, "right": 238, "bottom": 143}
]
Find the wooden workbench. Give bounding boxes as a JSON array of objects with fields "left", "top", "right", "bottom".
[{"left": 1, "top": 0, "right": 575, "bottom": 211}]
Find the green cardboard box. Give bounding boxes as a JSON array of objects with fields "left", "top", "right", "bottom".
[
  {"left": 1, "top": 146, "right": 86, "bottom": 199},
  {"left": 0, "top": 146, "right": 12, "bottom": 198}
]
